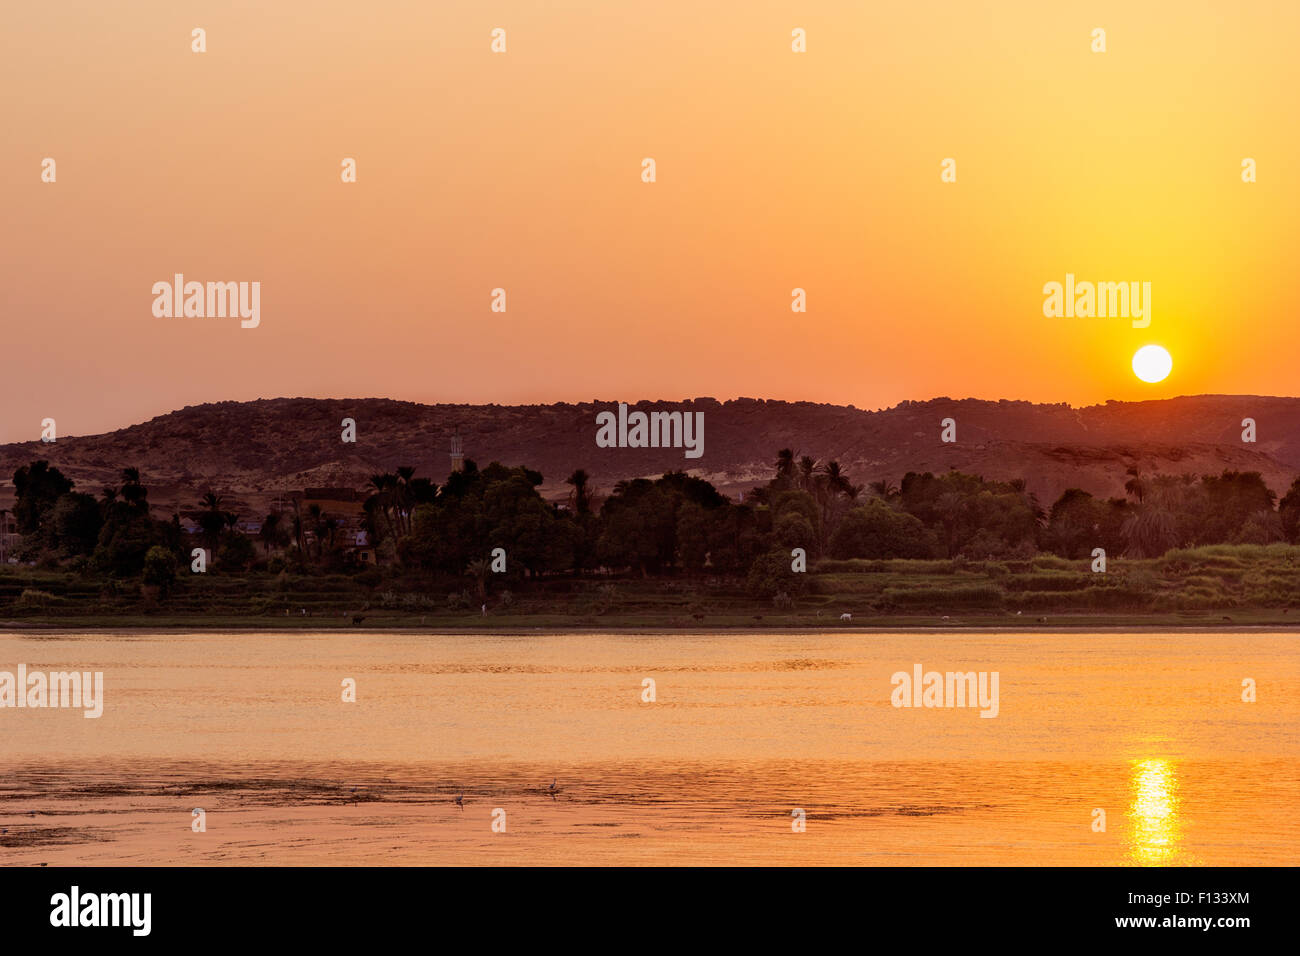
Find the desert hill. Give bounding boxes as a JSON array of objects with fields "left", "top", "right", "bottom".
[{"left": 2, "top": 395, "right": 1297, "bottom": 517}]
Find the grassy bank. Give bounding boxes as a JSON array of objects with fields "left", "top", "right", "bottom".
[{"left": 4, "top": 543, "right": 1300, "bottom": 630}]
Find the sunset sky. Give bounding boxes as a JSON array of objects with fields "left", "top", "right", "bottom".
[{"left": 3, "top": 1, "right": 1298, "bottom": 443}]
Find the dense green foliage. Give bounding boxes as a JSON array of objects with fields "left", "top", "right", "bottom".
[{"left": 6, "top": 450, "right": 1300, "bottom": 618}]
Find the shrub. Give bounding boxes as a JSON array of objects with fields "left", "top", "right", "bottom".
[
  {"left": 14, "top": 588, "right": 59, "bottom": 609},
  {"left": 142, "top": 546, "right": 178, "bottom": 595},
  {"left": 829, "top": 501, "right": 935, "bottom": 559},
  {"left": 216, "top": 534, "right": 256, "bottom": 572},
  {"left": 354, "top": 566, "right": 383, "bottom": 587},
  {"left": 879, "top": 585, "right": 1003, "bottom": 609},
  {"left": 746, "top": 548, "right": 808, "bottom": 599}
]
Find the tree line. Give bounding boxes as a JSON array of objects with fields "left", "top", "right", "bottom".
[{"left": 9, "top": 453, "right": 1300, "bottom": 593}]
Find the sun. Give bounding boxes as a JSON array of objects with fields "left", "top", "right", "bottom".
[{"left": 1132, "top": 344, "right": 1172, "bottom": 384}]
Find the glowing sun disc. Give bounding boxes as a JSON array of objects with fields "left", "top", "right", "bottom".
[{"left": 1132, "top": 345, "right": 1172, "bottom": 383}]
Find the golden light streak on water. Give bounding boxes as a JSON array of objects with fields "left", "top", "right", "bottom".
[{"left": 1126, "top": 758, "right": 1194, "bottom": 865}]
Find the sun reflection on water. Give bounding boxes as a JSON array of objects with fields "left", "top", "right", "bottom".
[{"left": 1126, "top": 758, "right": 1191, "bottom": 865}]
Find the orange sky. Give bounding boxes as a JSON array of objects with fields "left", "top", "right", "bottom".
[{"left": 3, "top": 1, "right": 1298, "bottom": 443}]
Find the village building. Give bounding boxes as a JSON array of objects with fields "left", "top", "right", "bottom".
[{"left": 295, "top": 487, "right": 371, "bottom": 563}]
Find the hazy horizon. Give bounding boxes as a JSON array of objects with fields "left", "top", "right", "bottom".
[
  {"left": 6, "top": 389, "right": 1300, "bottom": 445},
  {"left": 6, "top": 1, "right": 1299, "bottom": 443}
]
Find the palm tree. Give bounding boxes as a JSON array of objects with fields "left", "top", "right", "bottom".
[
  {"left": 566, "top": 469, "right": 594, "bottom": 515},
  {"left": 797, "top": 456, "right": 818, "bottom": 491},
  {"left": 361, "top": 497, "right": 385, "bottom": 558},
  {"left": 197, "top": 491, "right": 228, "bottom": 550},
  {"left": 774, "top": 449, "right": 796, "bottom": 487},
  {"left": 394, "top": 466, "right": 416, "bottom": 536},
  {"left": 815, "top": 460, "right": 854, "bottom": 551},
  {"left": 936, "top": 492, "right": 967, "bottom": 557},
  {"left": 307, "top": 503, "right": 324, "bottom": 559},
  {"left": 367, "top": 473, "right": 398, "bottom": 542},
  {"left": 290, "top": 506, "right": 304, "bottom": 562},
  {"left": 120, "top": 467, "right": 148, "bottom": 509},
  {"left": 1124, "top": 466, "right": 1147, "bottom": 504},
  {"left": 1008, "top": 478, "right": 1045, "bottom": 526},
  {"left": 466, "top": 558, "right": 490, "bottom": 602},
  {"left": 321, "top": 515, "right": 339, "bottom": 551},
  {"left": 223, "top": 511, "right": 239, "bottom": 537},
  {"left": 868, "top": 479, "right": 899, "bottom": 502},
  {"left": 820, "top": 460, "right": 851, "bottom": 497},
  {"left": 259, "top": 513, "right": 283, "bottom": 554},
  {"left": 1123, "top": 505, "right": 1177, "bottom": 557}
]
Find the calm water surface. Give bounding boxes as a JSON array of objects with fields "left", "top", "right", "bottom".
[{"left": 1, "top": 631, "right": 1295, "bottom": 865}]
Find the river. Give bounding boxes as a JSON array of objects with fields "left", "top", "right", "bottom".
[{"left": 1, "top": 630, "right": 1295, "bottom": 865}]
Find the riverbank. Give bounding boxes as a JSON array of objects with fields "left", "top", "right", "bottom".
[
  {"left": 4, "top": 613, "right": 1300, "bottom": 632},
  {"left": 5, "top": 544, "right": 1300, "bottom": 631}
]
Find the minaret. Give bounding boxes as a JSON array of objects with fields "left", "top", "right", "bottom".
[{"left": 450, "top": 430, "right": 464, "bottom": 472}]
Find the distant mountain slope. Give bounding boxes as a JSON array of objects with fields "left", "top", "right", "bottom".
[{"left": 2, "top": 395, "right": 1298, "bottom": 516}]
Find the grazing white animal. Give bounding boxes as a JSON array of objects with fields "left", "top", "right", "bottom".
[{"left": 840, "top": 612, "right": 852, "bottom": 622}]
